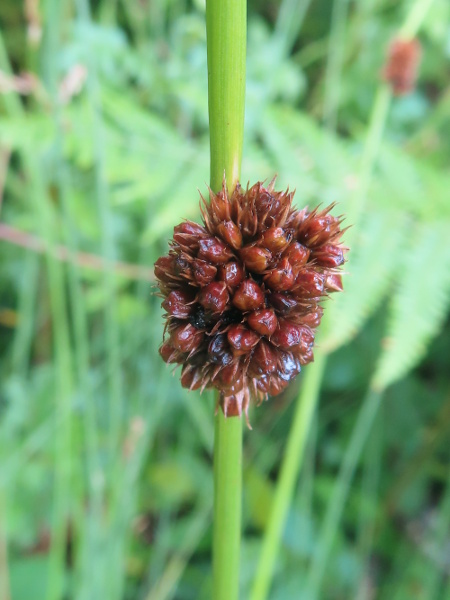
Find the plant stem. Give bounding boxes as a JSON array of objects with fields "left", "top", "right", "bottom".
[
  {"left": 206, "top": 0, "right": 246, "bottom": 193},
  {"left": 206, "top": 0, "right": 246, "bottom": 597},
  {"left": 250, "top": 352, "right": 326, "bottom": 600},
  {"left": 213, "top": 412, "right": 243, "bottom": 600}
]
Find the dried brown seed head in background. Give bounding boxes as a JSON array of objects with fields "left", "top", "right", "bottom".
[
  {"left": 154, "top": 179, "right": 347, "bottom": 423},
  {"left": 382, "top": 38, "right": 422, "bottom": 96}
]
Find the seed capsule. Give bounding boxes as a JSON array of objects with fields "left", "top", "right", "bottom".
[
  {"left": 171, "top": 324, "right": 203, "bottom": 353},
  {"left": 271, "top": 320, "right": 302, "bottom": 350},
  {"left": 300, "top": 212, "right": 339, "bottom": 247},
  {"left": 180, "top": 367, "right": 203, "bottom": 390},
  {"left": 174, "top": 221, "right": 207, "bottom": 249},
  {"left": 192, "top": 259, "right": 217, "bottom": 286},
  {"left": 232, "top": 280, "right": 265, "bottom": 311},
  {"left": 227, "top": 325, "right": 260, "bottom": 356},
  {"left": 217, "top": 261, "right": 245, "bottom": 290},
  {"left": 208, "top": 335, "right": 233, "bottom": 366},
  {"left": 159, "top": 342, "right": 178, "bottom": 363},
  {"left": 268, "top": 292, "right": 297, "bottom": 315},
  {"left": 264, "top": 258, "right": 294, "bottom": 291},
  {"left": 312, "top": 244, "right": 344, "bottom": 268},
  {"left": 217, "top": 221, "right": 243, "bottom": 250},
  {"left": 249, "top": 341, "right": 277, "bottom": 376},
  {"left": 198, "top": 282, "right": 229, "bottom": 314},
  {"left": 325, "top": 274, "right": 343, "bottom": 293},
  {"left": 198, "top": 236, "right": 234, "bottom": 263},
  {"left": 162, "top": 290, "right": 194, "bottom": 318},
  {"left": 239, "top": 246, "right": 271, "bottom": 273},
  {"left": 248, "top": 309, "right": 278, "bottom": 336},
  {"left": 301, "top": 307, "right": 323, "bottom": 328},
  {"left": 283, "top": 242, "right": 310, "bottom": 271},
  {"left": 294, "top": 269, "right": 324, "bottom": 297},
  {"left": 261, "top": 227, "right": 291, "bottom": 252},
  {"left": 154, "top": 255, "right": 176, "bottom": 282}
]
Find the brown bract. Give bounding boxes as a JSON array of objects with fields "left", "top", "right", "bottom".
[{"left": 155, "top": 178, "right": 346, "bottom": 424}]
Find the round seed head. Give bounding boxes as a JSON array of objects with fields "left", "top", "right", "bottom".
[{"left": 155, "top": 178, "right": 347, "bottom": 422}]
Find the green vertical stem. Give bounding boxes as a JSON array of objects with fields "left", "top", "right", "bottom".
[
  {"left": 206, "top": 0, "right": 246, "bottom": 193},
  {"left": 206, "top": 0, "right": 246, "bottom": 598},
  {"left": 250, "top": 352, "right": 326, "bottom": 600},
  {"left": 213, "top": 412, "right": 243, "bottom": 600}
]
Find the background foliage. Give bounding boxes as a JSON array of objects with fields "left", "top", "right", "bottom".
[{"left": 0, "top": 0, "right": 450, "bottom": 599}]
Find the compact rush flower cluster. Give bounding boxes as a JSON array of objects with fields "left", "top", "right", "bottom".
[{"left": 155, "top": 180, "right": 346, "bottom": 422}]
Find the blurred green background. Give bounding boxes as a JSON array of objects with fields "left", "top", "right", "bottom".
[{"left": 0, "top": 0, "right": 450, "bottom": 599}]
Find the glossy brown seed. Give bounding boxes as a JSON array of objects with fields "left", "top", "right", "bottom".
[
  {"left": 180, "top": 367, "right": 203, "bottom": 390},
  {"left": 174, "top": 221, "right": 207, "bottom": 238},
  {"left": 162, "top": 290, "right": 193, "bottom": 318},
  {"left": 268, "top": 292, "right": 297, "bottom": 315},
  {"left": 198, "top": 236, "right": 234, "bottom": 264},
  {"left": 325, "top": 274, "right": 343, "bottom": 293},
  {"left": 174, "top": 221, "right": 207, "bottom": 249},
  {"left": 216, "top": 362, "right": 241, "bottom": 389},
  {"left": 232, "top": 279, "right": 265, "bottom": 311},
  {"left": 301, "top": 307, "right": 323, "bottom": 328},
  {"left": 271, "top": 320, "right": 302, "bottom": 350},
  {"left": 198, "top": 282, "right": 229, "bottom": 314},
  {"left": 300, "top": 213, "right": 339, "bottom": 247},
  {"left": 256, "top": 375, "right": 288, "bottom": 396},
  {"left": 154, "top": 255, "right": 175, "bottom": 281},
  {"left": 294, "top": 269, "right": 324, "bottom": 297},
  {"left": 312, "top": 244, "right": 344, "bottom": 268},
  {"left": 217, "top": 221, "right": 243, "bottom": 250},
  {"left": 171, "top": 324, "right": 203, "bottom": 353},
  {"left": 248, "top": 309, "right": 278, "bottom": 336},
  {"left": 278, "top": 352, "right": 302, "bottom": 379},
  {"left": 261, "top": 227, "right": 291, "bottom": 252},
  {"left": 239, "top": 246, "right": 271, "bottom": 273},
  {"left": 159, "top": 342, "right": 178, "bottom": 363},
  {"left": 192, "top": 259, "right": 217, "bottom": 286},
  {"left": 217, "top": 261, "right": 245, "bottom": 290},
  {"left": 283, "top": 242, "right": 310, "bottom": 270},
  {"left": 264, "top": 258, "right": 294, "bottom": 291},
  {"left": 227, "top": 324, "right": 260, "bottom": 356},
  {"left": 249, "top": 341, "right": 277, "bottom": 375},
  {"left": 209, "top": 189, "right": 231, "bottom": 221},
  {"left": 208, "top": 335, "right": 233, "bottom": 366}
]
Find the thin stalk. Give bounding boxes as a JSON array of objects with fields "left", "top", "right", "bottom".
[
  {"left": 307, "top": 390, "right": 383, "bottom": 599},
  {"left": 250, "top": 352, "right": 326, "bottom": 600},
  {"left": 213, "top": 412, "right": 243, "bottom": 600},
  {"left": 206, "top": 0, "right": 246, "bottom": 597}
]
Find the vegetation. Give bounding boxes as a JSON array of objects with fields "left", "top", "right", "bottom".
[{"left": 0, "top": 0, "right": 449, "bottom": 599}]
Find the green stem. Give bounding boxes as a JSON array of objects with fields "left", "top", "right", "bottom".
[
  {"left": 206, "top": 0, "right": 246, "bottom": 597},
  {"left": 250, "top": 352, "right": 326, "bottom": 600},
  {"left": 213, "top": 412, "right": 243, "bottom": 600},
  {"left": 206, "top": 0, "right": 246, "bottom": 192}
]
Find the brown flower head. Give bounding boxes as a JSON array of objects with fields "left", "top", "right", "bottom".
[
  {"left": 155, "top": 179, "right": 346, "bottom": 423},
  {"left": 382, "top": 38, "right": 422, "bottom": 96}
]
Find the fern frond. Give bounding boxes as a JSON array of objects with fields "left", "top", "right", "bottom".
[
  {"left": 372, "top": 221, "right": 450, "bottom": 391},
  {"left": 321, "top": 208, "right": 407, "bottom": 353}
]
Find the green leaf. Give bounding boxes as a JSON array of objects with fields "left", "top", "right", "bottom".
[
  {"left": 321, "top": 208, "right": 407, "bottom": 353},
  {"left": 372, "top": 220, "right": 450, "bottom": 391}
]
